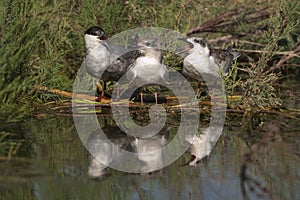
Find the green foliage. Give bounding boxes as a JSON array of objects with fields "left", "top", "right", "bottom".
[
  {"left": 223, "top": 60, "right": 242, "bottom": 105},
  {"left": 0, "top": 129, "right": 31, "bottom": 158},
  {"left": 0, "top": 1, "right": 75, "bottom": 122},
  {"left": 0, "top": 0, "right": 299, "bottom": 123},
  {"left": 240, "top": 0, "right": 299, "bottom": 109}
]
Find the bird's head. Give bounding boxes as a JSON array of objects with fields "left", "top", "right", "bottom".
[
  {"left": 132, "top": 37, "right": 162, "bottom": 62},
  {"left": 137, "top": 39, "right": 161, "bottom": 54},
  {"left": 177, "top": 37, "right": 210, "bottom": 55},
  {"left": 84, "top": 26, "right": 107, "bottom": 48}
]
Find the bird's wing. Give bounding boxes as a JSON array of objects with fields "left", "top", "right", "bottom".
[
  {"left": 211, "top": 48, "right": 234, "bottom": 74},
  {"left": 226, "top": 46, "right": 241, "bottom": 60}
]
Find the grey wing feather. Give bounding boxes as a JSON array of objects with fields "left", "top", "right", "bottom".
[{"left": 103, "top": 48, "right": 140, "bottom": 81}]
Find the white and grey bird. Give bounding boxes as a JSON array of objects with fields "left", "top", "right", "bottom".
[
  {"left": 127, "top": 37, "right": 169, "bottom": 104},
  {"left": 132, "top": 131, "right": 168, "bottom": 174},
  {"left": 84, "top": 26, "right": 138, "bottom": 100},
  {"left": 179, "top": 37, "right": 240, "bottom": 97},
  {"left": 184, "top": 126, "right": 222, "bottom": 166},
  {"left": 87, "top": 127, "right": 132, "bottom": 178}
]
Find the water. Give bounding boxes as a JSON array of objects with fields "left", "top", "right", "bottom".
[{"left": 0, "top": 107, "right": 299, "bottom": 200}]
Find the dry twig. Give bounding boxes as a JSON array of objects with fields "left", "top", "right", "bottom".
[{"left": 187, "top": 5, "right": 273, "bottom": 35}]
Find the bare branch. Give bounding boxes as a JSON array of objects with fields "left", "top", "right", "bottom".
[
  {"left": 266, "top": 42, "right": 300, "bottom": 73},
  {"left": 235, "top": 49, "right": 300, "bottom": 57},
  {"left": 187, "top": 5, "right": 274, "bottom": 35}
]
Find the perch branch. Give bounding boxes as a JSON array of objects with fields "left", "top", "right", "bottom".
[{"left": 35, "top": 85, "right": 111, "bottom": 103}]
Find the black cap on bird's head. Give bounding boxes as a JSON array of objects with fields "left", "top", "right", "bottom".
[{"left": 85, "top": 26, "right": 107, "bottom": 40}]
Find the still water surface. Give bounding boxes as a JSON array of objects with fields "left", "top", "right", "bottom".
[{"left": 0, "top": 109, "right": 299, "bottom": 199}]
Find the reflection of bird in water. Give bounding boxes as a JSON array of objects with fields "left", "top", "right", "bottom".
[
  {"left": 84, "top": 26, "right": 138, "bottom": 100},
  {"left": 87, "top": 124, "right": 169, "bottom": 177},
  {"left": 185, "top": 127, "right": 221, "bottom": 166},
  {"left": 178, "top": 37, "right": 240, "bottom": 97},
  {"left": 131, "top": 127, "right": 169, "bottom": 174},
  {"left": 87, "top": 126, "right": 132, "bottom": 178},
  {"left": 127, "top": 37, "right": 169, "bottom": 105}
]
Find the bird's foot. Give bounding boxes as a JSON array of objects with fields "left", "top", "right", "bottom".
[{"left": 95, "top": 91, "right": 105, "bottom": 102}]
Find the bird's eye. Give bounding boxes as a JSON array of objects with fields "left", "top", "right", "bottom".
[
  {"left": 145, "top": 42, "right": 151, "bottom": 46},
  {"left": 199, "top": 40, "right": 206, "bottom": 47},
  {"left": 193, "top": 39, "right": 200, "bottom": 43}
]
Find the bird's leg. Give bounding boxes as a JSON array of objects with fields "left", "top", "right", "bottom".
[
  {"left": 116, "top": 84, "right": 120, "bottom": 101},
  {"left": 140, "top": 88, "right": 144, "bottom": 105},
  {"left": 102, "top": 81, "right": 107, "bottom": 97},
  {"left": 96, "top": 81, "right": 106, "bottom": 102},
  {"left": 154, "top": 91, "right": 158, "bottom": 105},
  {"left": 154, "top": 85, "right": 160, "bottom": 105},
  {"left": 209, "top": 79, "right": 218, "bottom": 102},
  {"left": 196, "top": 81, "right": 202, "bottom": 98}
]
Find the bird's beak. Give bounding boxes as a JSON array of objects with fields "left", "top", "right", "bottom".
[
  {"left": 176, "top": 38, "right": 192, "bottom": 54},
  {"left": 98, "top": 35, "right": 107, "bottom": 40},
  {"left": 128, "top": 44, "right": 144, "bottom": 49},
  {"left": 176, "top": 48, "right": 190, "bottom": 54},
  {"left": 177, "top": 37, "right": 188, "bottom": 42},
  {"left": 181, "top": 154, "right": 196, "bottom": 167}
]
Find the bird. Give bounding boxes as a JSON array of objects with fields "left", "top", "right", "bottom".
[
  {"left": 131, "top": 126, "right": 169, "bottom": 174},
  {"left": 184, "top": 126, "right": 222, "bottom": 166},
  {"left": 126, "top": 36, "right": 169, "bottom": 105},
  {"left": 186, "top": 129, "right": 213, "bottom": 166},
  {"left": 84, "top": 26, "right": 138, "bottom": 100},
  {"left": 87, "top": 130, "right": 114, "bottom": 178},
  {"left": 178, "top": 37, "right": 240, "bottom": 97},
  {"left": 87, "top": 126, "right": 132, "bottom": 178}
]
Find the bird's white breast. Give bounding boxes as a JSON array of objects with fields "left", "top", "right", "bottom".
[
  {"left": 131, "top": 56, "right": 167, "bottom": 82},
  {"left": 183, "top": 52, "right": 219, "bottom": 79},
  {"left": 85, "top": 44, "right": 111, "bottom": 75},
  {"left": 137, "top": 57, "right": 160, "bottom": 66}
]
